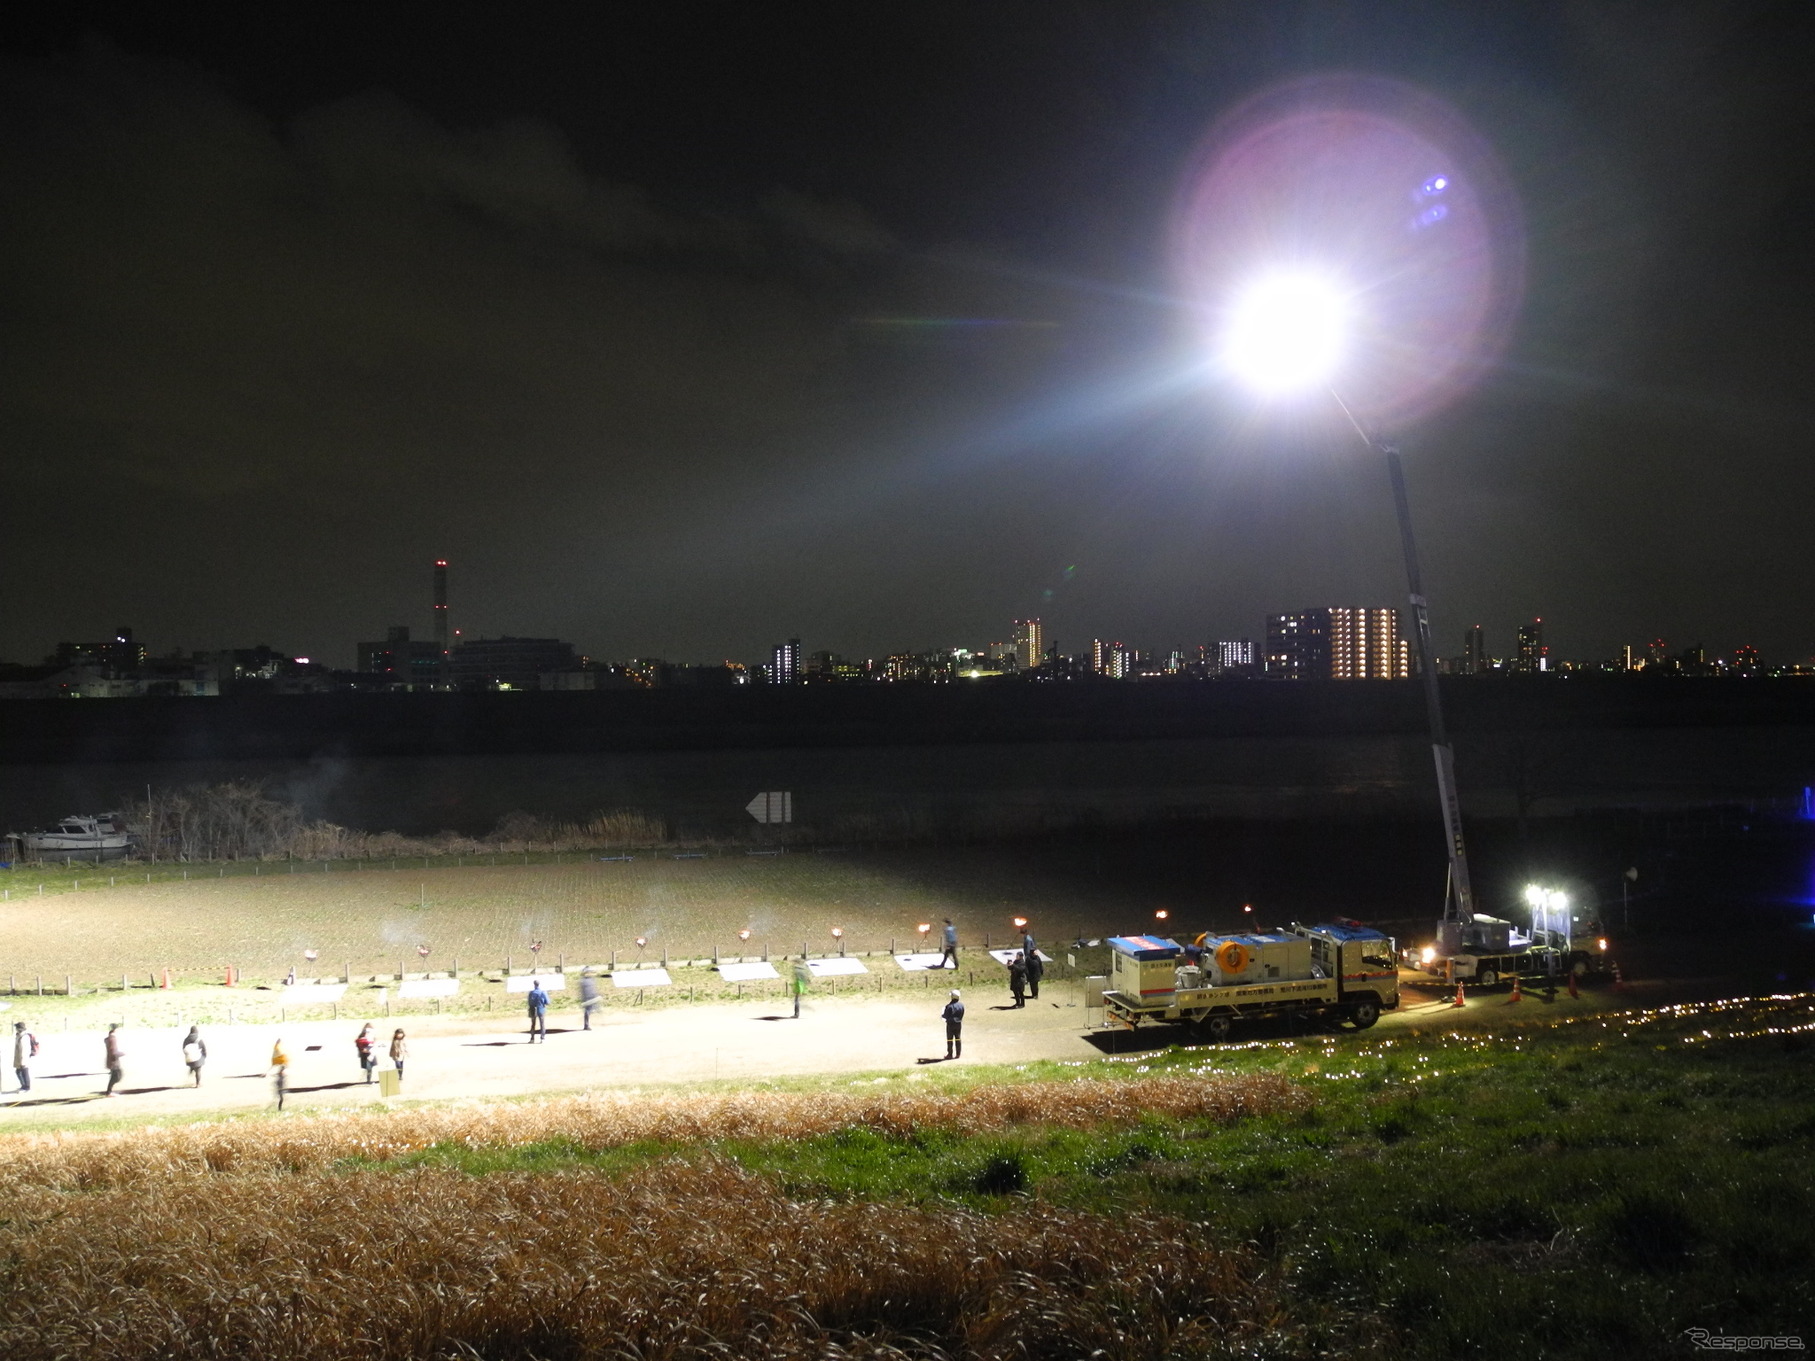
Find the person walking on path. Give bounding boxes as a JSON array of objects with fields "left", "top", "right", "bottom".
[
  {"left": 939, "top": 919, "right": 959, "bottom": 969},
  {"left": 526, "top": 980, "right": 550, "bottom": 1042},
  {"left": 181, "top": 1026, "right": 207, "bottom": 1086},
  {"left": 355, "top": 1023, "right": 377, "bottom": 1084},
  {"left": 103, "top": 1023, "right": 124, "bottom": 1096},
  {"left": 389, "top": 1028, "right": 408, "bottom": 1085},
  {"left": 270, "top": 1038, "right": 290, "bottom": 1111},
  {"left": 1025, "top": 946, "right": 1044, "bottom": 1001},
  {"left": 791, "top": 956, "right": 811, "bottom": 1019},
  {"left": 942, "top": 990, "right": 965, "bottom": 1059},
  {"left": 1007, "top": 952, "right": 1027, "bottom": 1008},
  {"left": 11, "top": 1020, "right": 37, "bottom": 1094},
  {"left": 578, "top": 969, "right": 601, "bottom": 1031}
]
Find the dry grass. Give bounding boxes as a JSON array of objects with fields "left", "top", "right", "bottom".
[
  {"left": 0, "top": 1076, "right": 1341, "bottom": 1360},
  {"left": 0, "top": 1157, "right": 1349, "bottom": 1360},
  {"left": 0, "top": 1074, "right": 1306, "bottom": 1189}
]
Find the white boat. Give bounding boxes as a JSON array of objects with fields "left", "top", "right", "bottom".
[{"left": 16, "top": 813, "right": 132, "bottom": 860}]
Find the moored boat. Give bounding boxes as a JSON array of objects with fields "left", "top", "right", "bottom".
[{"left": 12, "top": 813, "right": 132, "bottom": 861}]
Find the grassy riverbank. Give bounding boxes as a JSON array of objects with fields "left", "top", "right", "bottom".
[{"left": 1, "top": 993, "right": 1808, "bottom": 1358}]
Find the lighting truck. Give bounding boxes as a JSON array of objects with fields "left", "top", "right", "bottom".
[
  {"left": 1413, "top": 908, "right": 1611, "bottom": 987},
  {"left": 1099, "top": 922, "right": 1399, "bottom": 1040}
]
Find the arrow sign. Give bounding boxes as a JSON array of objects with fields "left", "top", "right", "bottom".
[{"left": 746, "top": 791, "right": 793, "bottom": 824}]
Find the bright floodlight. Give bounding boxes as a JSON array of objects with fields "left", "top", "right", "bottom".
[{"left": 1223, "top": 272, "right": 1349, "bottom": 395}]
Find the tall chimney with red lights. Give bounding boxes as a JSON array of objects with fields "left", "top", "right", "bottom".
[{"left": 433, "top": 559, "right": 449, "bottom": 685}]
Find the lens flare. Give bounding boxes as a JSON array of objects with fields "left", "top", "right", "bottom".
[{"left": 1173, "top": 75, "right": 1524, "bottom": 426}]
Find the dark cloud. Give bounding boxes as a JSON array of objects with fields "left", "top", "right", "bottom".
[{"left": 0, "top": 5, "right": 1811, "bottom": 669}]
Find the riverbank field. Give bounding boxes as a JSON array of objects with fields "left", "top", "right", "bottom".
[
  {"left": 0, "top": 838, "right": 1305, "bottom": 990},
  {"left": 0, "top": 993, "right": 1808, "bottom": 1360}
]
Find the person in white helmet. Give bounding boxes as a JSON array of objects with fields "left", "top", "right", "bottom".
[{"left": 942, "top": 989, "right": 965, "bottom": 1060}]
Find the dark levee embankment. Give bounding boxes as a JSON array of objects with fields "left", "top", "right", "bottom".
[{"left": 5, "top": 675, "right": 1815, "bottom": 764}]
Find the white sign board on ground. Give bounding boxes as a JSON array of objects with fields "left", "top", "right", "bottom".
[
  {"left": 987, "top": 949, "right": 1053, "bottom": 966},
  {"left": 746, "top": 790, "right": 793, "bottom": 824},
  {"left": 612, "top": 968, "right": 672, "bottom": 988},
  {"left": 398, "top": 978, "right": 459, "bottom": 998},
  {"left": 278, "top": 983, "right": 347, "bottom": 1003},
  {"left": 805, "top": 956, "right": 868, "bottom": 977},
  {"left": 718, "top": 961, "right": 779, "bottom": 982},
  {"left": 894, "top": 952, "right": 952, "bottom": 972},
  {"left": 505, "top": 974, "right": 566, "bottom": 992}
]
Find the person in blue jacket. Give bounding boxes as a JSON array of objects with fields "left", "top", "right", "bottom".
[
  {"left": 942, "top": 989, "right": 965, "bottom": 1060},
  {"left": 526, "top": 979, "right": 549, "bottom": 1042},
  {"left": 939, "top": 919, "right": 959, "bottom": 969}
]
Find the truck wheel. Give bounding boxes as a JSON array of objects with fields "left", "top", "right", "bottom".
[
  {"left": 1477, "top": 969, "right": 1498, "bottom": 988},
  {"left": 1201, "top": 1014, "right": 1232, "bottom": 1043},
  {"left": 1349, "top": 998, "right": 1380, "bottom": 1029}
]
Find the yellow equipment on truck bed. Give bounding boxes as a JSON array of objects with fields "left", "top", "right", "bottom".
[{"left": 1101, "top": 922, "right": 1397, "bottom": 1042}]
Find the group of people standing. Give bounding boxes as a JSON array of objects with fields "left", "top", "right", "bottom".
[
  {"left": 3, "top": 1019, "right": 410, "bottom": 1106},
  {"left": 6, "top": 920, "right": 1048, "bottom": 1101},
  {"left": 1006, "top": 929, "right": 1044, "bottom": 1008}
]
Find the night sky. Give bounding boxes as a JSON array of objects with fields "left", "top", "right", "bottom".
[{"left": 2, "top": 2, "right": 1811, "bottom": 670}]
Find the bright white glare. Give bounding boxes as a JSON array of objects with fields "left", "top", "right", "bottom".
[{"left": 1222, "top": 272, "right": 1350, "bottom": 395}]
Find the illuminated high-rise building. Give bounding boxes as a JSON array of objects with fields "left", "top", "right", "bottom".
[
  {"left": 1515, "top": 618, "right": 1548, "bottom": 673},
  {"left": 770, "top": 638, "right": 801, "bottom": 685},
  {"left": 1268, "top": 609, "right": 1406, "bottom": 679},
  {"left": 1215, "top": 639, "right": 1256, "bottom": 673},
  {"left": 1012, "top": 618, "right": 1043, "bottom": 672},
  {"left": 1461, "top": 624, "right": 1487, "bottom": 675},
  {"left": 1328, "top": 608, "right": 1407, "bottom": 679}
]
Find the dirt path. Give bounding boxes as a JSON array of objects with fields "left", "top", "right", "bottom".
[{"left": 0, "top": 971, "right": 1705, "bottom": 1130}]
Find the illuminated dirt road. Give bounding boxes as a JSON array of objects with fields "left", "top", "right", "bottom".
[{"left": 0, "top": 971, "right": 1703, "bottom": 1129}]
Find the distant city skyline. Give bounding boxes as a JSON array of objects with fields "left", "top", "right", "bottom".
[{"left": 9, "top": 596, "right": 1794, "bottom": 701}]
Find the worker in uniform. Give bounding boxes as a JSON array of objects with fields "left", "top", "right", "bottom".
[
  {"left": 939, "top": 919, "right": 959, "bottom": 970},
  {"left": 578, "top": 968, "right": 602, "bottom": 1030},
  {"left": 791, "top": 956, "right": 811, "bottom": 1018},
  {"left": 1024, "top": 945, "right": 1044, "bottom": 1000},
  {"left": 270, "top": 1038, "right": 290, "bottom": 1111},
  {"left": 942, "top": 989, "right": 964, "bottom": 1059},
  {"left": 1007, "top": 952, "right": 1027, "bottom": 1008}
]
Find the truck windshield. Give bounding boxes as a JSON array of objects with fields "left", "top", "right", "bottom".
[{"left": 1359, "top": 941, "right": 1395, "bottom": 969}]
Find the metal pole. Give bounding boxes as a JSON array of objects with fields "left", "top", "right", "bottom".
[{"left": 1381, "top": 441, "right": 1475, "bottom": 926}]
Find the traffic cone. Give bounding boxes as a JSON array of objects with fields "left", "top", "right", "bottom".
[
  {"left": 1509, "top": 973, "right": 1522, "bottom": 1003},
  {"left": 1567, "top": 969, "right": 1579, "bottom": 999},
  {"left": 1452, "top": 982, "right": 1466, "bottom": 1008},
  {"left": 160, "top": 967, "right": 171, "bottom": 990},
  {"left": 1612, "top": 960, "right": 1626, "bottom": 992},
  {"left": 224, "top": 965, "right": 236, "bottom": 988}
]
